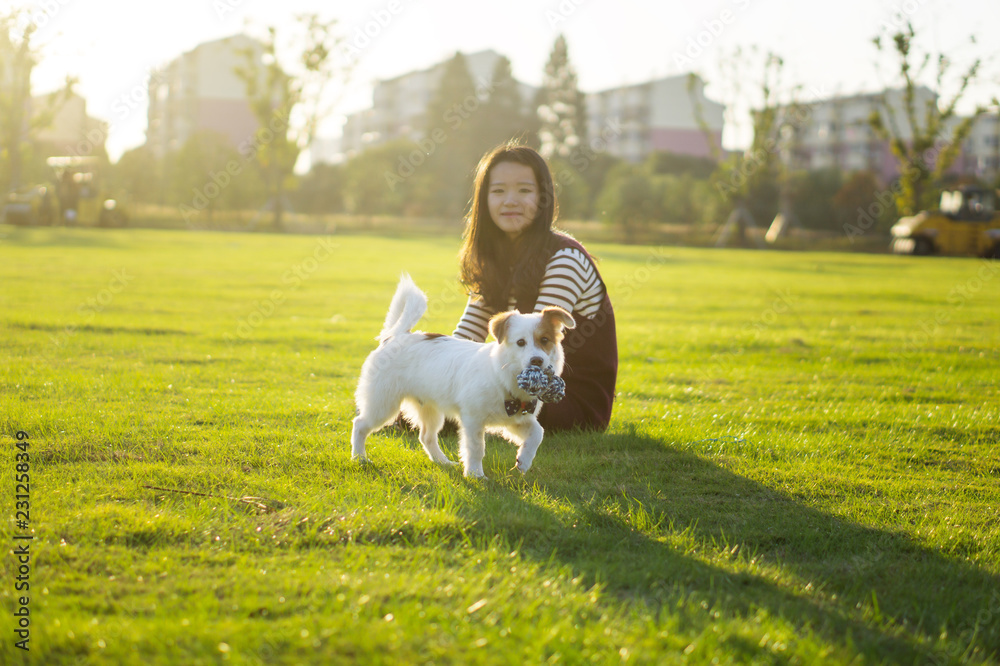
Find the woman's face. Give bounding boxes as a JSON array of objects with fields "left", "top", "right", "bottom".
[{"left": 487, "top": 161, "right": 539, "bottom": 241}]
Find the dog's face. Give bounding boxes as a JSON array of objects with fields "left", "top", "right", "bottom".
[{"left": 488, "top": 307, "right": 576, "bottom": 377}]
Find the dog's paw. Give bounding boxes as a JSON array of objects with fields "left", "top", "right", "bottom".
[{"left": 353, "top": 456, "right": 375, "bottom": 470}]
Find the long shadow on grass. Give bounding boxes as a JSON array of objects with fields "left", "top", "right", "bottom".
[{"left": 456, "top": 431, "right": 999, "bottom": 662}]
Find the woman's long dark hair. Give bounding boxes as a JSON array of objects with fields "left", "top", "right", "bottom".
[{"left": 459, "top": 141, "right": 558, "bottom": 311}]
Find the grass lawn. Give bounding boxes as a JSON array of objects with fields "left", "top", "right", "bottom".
[{"left": 1, "top": 225, "right": 998, "bottom": 664}]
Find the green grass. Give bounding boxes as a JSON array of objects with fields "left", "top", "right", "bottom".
[{"left": 1, "top": 225, "right": 998, "bottom": 665}]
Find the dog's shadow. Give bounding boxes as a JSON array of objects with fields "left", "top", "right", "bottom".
[{"left": 433, "top": 430, "right": 1000, "bottom": 662}]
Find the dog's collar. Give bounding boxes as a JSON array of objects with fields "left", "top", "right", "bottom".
[{"left": 505, "top": 396, "right": 538, "bottom": 417}]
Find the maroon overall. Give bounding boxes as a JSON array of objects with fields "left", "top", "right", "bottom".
[{"left": 516, "top": 233, "right": 618, "bottom": 432}]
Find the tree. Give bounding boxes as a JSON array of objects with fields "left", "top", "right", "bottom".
[
  {"left": 478, "top": 55, "right": 534, "bottom": 152},
  {"left": 170, "top": 131, "right": 265, "bottom": 224},
  {"left": 655, "top": 173, "right": 702, "bottom": 226},
  {"left": 537, "top": 35, "right": 588, "bottom": 160},
  {"left": 111, "top": 145, "right": 162, "bottom": 205},
  {"left": 644, "top": 151, "right": 717, "bottom": 179},
  {"left": 342, "top": 139, "right": 414, "bottom": 216},
  {"left": 0, "top": 10, "right": 73, "bottom": 193},
  {"left": 688, "top": 48, "right": 797, "bottom": 247},
  {"left": 293, "top": 162, "right": 344, "bottom": 215},
  {"left": 547, "top": 157, "right": 588, "bottom": 220},
  {"left": 832, "top": 170, "right": 891, "bottom": 235},
  {"left": 868, "top": 21, "right": 996, "bottom": 216},
  {"left": 575, "top": 151, "right": 620, "bottom": 220},
  {"left": 787, "top": 168, "right": 845, "bottom": 231},
  {"left": 421, "top": 52, "right": 480, "bottom": 217},
  {"left": 596, "top": 163, "right": 657, "bottom": 243},
  {"left": 236, "top": 14, "right": 354, "bottom": 230}
]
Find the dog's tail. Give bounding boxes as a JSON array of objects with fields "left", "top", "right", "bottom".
[{"left": 378, "top": 273, "right": 427, "bottom": 342}]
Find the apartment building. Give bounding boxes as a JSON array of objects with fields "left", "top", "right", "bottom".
[
  {"left": 584, "top": 74, "right": 724, "bottom": 163},
  {"left": 145, "top": 34, "right": 263, "bottom": 159},
  {"left": 964, "top": 112, "right": 1000, "bottom": 177},
  {"left": 334, "top": 53, "right": 725, "bottom": 165},
  {"left": 32, "top": 90, "right": 107, "bottom": 156},
  {"left": 779, "top": 87, "right": 999, "bottom": 182},
  {"left": 335, "top": 50, "right": 537, "bottom": 162}
]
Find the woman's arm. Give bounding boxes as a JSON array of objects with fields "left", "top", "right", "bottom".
[
  {"left": 453, "top": 295, "right": 494, "bottom": 342},
  {"left": 534, "top": 247, "right": 604, "bottom": 319}
]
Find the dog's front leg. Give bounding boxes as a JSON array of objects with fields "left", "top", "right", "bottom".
[
  {"left": 458, "top": 418, "right": 487, "bottom": 479},
  {"left": 513, "top": 420, "right": 544, "bottom": 474}
]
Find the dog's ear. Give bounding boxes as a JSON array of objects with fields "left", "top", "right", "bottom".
[
  {"left": 541, "top": 306, "right": 576, "bottom": 332},
  {"left": 488, "top": 310, "right": 517, "bottom": 343}
]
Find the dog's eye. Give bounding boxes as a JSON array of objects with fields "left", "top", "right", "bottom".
[
  {"left": 516, "top": 339, "right": 526, "bottom": 347},
  {"left": 540, "top": 336, "right": 550, "bottom": 344}
]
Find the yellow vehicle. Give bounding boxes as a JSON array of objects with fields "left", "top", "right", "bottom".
[
  {"left": 891, "top": 186, "right": 1000, "bottom": 258},
  {"left": 2, "top": 156, "right": 126, "bottom": 227}
]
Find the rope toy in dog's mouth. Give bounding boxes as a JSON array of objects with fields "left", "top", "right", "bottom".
[{"left": 516, "top": 365, "right": 566, "bottom": 403}]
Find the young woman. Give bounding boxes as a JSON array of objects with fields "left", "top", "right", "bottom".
[{"left": 453, "top": 142, "right": 618, "bottom": 432}]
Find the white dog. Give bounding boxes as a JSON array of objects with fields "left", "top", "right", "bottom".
[{"left": 350, "top": 274, "right": 575, "bottom": 478}]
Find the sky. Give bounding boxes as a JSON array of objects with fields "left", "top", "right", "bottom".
[{"left": 4, "top": 0, "right": 998, "bottom": 161}]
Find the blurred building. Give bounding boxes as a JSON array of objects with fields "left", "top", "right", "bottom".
[
  {"left": 584, "top": 74, "right": 724, "bottom": 162},
  {"left": 777, "top": 87, "right": 1000, "bottom": 182},
  {"left": 32, "top": 91, "right": 108, "bottom": 156},
  {"left": 145, "top": 34, "right": 263, "bottom": 159},
  {"left": 964, "top": 112, "right": 1000, "bottom": 178},
  {"left": 335, "top": 50, "right": 537, "bottom": 162},
  {"left": 334, "top": 52, "right": 725, "bottom": 165}
]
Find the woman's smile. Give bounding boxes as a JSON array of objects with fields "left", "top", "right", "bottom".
[{"left": 488, "top": 161, "right": 539, "bottom": 240}]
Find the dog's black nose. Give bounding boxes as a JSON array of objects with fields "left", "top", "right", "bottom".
[{"left": 530, "top": 356, "right": 545, "bottom": 367}]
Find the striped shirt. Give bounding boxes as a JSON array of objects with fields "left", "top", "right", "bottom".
[{"left": 454, "top": 247, "right": 605, "bottom": 342}]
